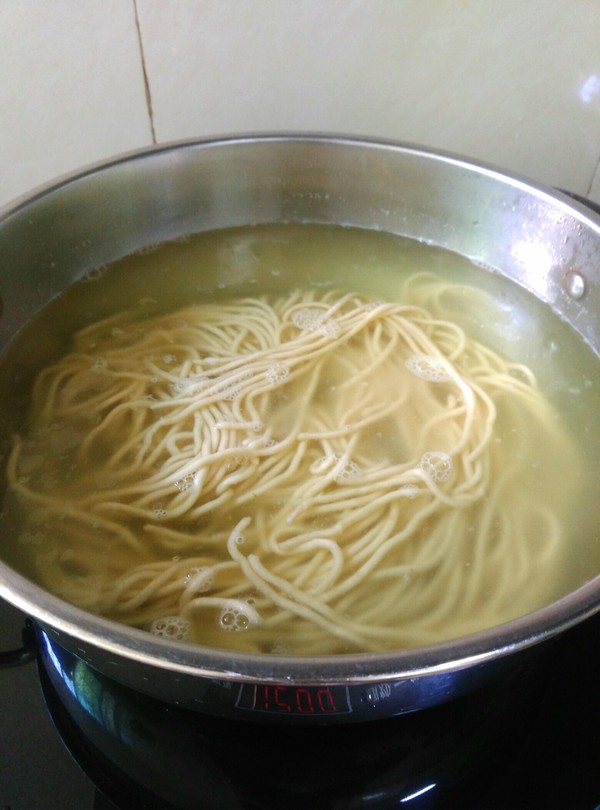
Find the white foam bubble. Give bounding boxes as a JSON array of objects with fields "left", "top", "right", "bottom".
[
  {"left": 150, "top": 616, "right": 191, "bottom": 641},
  {"left": 172, "top": 376, "right": 208, "bottom": 395},
  {"left": 405, "top": 355, "right": 451, "bottom": 383},
  {"left": 291, "top": 308, "right": 340, "bottom": 339},
  {"left": 214, "top": 369, "right": 252, "bottom": 401},
  {"left": 219, "top": 604, "right": 259, "bottom": 633},
  {"left": 183, "top": 566, "right": 214, "bottom": 593},
  {"left": 334, "top": 459, "right": 360, "bottom": 483},
  {"left": 266, "top": 363, "right": 289, "bottom": 384},
  {"left": 174, "top": 472, "right": 197, "bottom": 492},
  {"left": 18, "top": 531, "right": 45, "bottom": 546},
  {"left": 419, "top": 451, "right": 453, "bottom": 482}
]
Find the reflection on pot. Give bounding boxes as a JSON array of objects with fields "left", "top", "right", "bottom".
[{"left": 38, "top": 626, "right": 543, "bottom": 809}]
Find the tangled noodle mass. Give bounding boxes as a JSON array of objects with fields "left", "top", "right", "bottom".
[{"left": 6, "top": 276, "right": 576, "bottom": 654}]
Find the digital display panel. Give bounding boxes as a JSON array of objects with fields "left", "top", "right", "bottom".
[{"left": 236, "top": 683, "right": 353, "bottom": 715}]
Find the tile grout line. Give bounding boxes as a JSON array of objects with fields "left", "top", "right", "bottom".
[
  {"left": 584, "top": 153, "right": 600, "bottom": 199},
  {"left": 133, "top": 0, "right": 157, "bottom": 144}
]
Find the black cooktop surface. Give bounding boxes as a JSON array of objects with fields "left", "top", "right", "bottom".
[{"left": 1, "top": 596, "right": 599, "bottom": 810}]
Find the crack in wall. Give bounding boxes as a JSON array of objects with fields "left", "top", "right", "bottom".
[{"left": 133, "top": 0, "right": 156, "bottom": 144}]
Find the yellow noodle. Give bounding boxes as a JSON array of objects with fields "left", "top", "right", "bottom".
[{"left": 4, "top": 282, "right": 580, "bottom": 655}]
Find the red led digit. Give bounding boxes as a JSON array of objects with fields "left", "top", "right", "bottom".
[
  {"left": 236, "top": 683, "right": 349, "bottom": 714},
  {"left": 295, "top": 688, "right": 314, "bottom": 712},
  {"left": 275, "top": 685, "right": 291, "bottom": 711},
  {"left": 317, "top": 688, "right": 337, "bottom": 712}
]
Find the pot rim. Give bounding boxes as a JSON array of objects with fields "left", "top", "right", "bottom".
[
  {"left": 1, "top": 561, "right": 599, "bottom": 684},
  {"left": 0, "top": 133, "right": 598, "bottom": 685},
  {"left": 2, "top": 131, "right": 600, "bottom": 229}
]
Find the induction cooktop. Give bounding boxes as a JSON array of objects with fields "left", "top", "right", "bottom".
[{"left": 1, "top": 596, "right": 599, "bottom": 810}]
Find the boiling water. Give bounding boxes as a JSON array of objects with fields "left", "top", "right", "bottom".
[{"left": 0, "top": 224, "right": 598, "bottom": 654}]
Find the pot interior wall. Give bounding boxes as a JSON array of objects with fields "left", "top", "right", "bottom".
[{"left": 1, "top": 137, "right": 599, "bottom": 354}]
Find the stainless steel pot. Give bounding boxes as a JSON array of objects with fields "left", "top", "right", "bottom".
[{"left": 0, "top": 135, "right": 598, "bottom": 723}]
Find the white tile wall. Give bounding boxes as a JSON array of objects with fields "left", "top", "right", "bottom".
[
  {"left": 0, "top": 0, "right": 152, "bottom": 209},
  {"left": 2, "top": 0, "right": 600, "bottom": 211}
]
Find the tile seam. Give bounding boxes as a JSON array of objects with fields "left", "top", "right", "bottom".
[
  {"left": 133, "top": 0, "right": 157, "bottom": 144},
  {"left": 584, "top": 154, "right": 600, "bottom": 198}
]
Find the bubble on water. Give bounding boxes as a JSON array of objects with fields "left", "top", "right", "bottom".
[
  {"left": 172, "top": 376, "right": 207, "bottom": 395},
  {"left": 311, "top": 453, "right": 360, "bottom": 481},
  {"left": 405, "top": 355, "right": 451, "bottom": 383},
  {"left": 150, "top": 616, "right": 191, "bottom": 641},
  {"left": 81, "top": 266, "right": 105, "bottom": 283},
  {"left": 183, "top": 566, "right": 214, "bottom": 593},
  {"left": 266, "top": 363, "right": 289, "bottom": 384},
  {"left": 213, "top": 369, "right": 252, "bottom": 401},
  {"left": 153, "top": 507, "right": 168, "bottom": 519},
  {"left": 19, "top": 530, "right": 45, "bottom": 547},
  {"left": 174, "top": 472, "right": 197, "bottom": 492},
  {"left": 223, "top": 458, "right": 240, "bottom": 473},
  {"left": 219, "top": 605, "right": 257, "bottom": 633},
  {"left": 320, "top": 319, "right": 339, "bottom": 339},
  {"left": 162, "top": 353, "right": 176, "bottom": 364},
  {"left": 419, "top": 451, "right": 453, "bottom": 482},
  {"left": 333, "top": 459, "right": 360, "bottom": 483},
  {"left": 292, "top": 308, "right": 340, "bottom": 339}
]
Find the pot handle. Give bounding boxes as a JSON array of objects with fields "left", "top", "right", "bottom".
[{"left": 0, "top": 618, "right": 37, "bottom": 669}]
